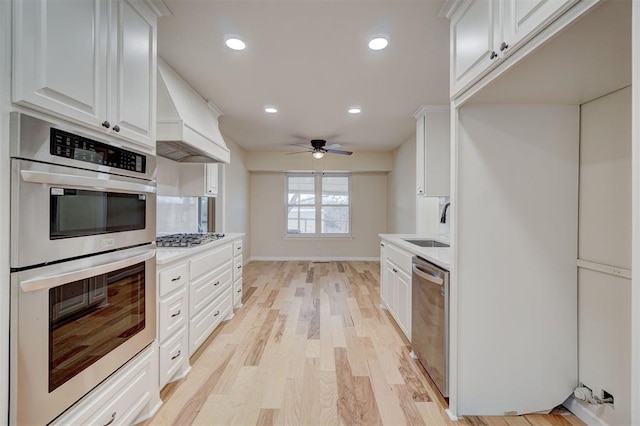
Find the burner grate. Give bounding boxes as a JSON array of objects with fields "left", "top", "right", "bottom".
[{"left": 156, "top": 233, "right": 225, "bottom": 248}]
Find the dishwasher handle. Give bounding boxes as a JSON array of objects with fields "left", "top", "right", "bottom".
[{"left": 412, "top": 264, "right": 444, "bottom": 285}]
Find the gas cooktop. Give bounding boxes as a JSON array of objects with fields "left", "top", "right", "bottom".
[{"left": 156, "top": 233, "right": 225, "bottom": 248}]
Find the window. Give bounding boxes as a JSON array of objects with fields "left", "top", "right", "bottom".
[{"left": 286, "top": 173, "right": 351, "bottom": 236}]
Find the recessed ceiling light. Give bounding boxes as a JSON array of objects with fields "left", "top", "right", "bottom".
[
  {"left": 265, "top": 107, "right": 278, "bottom": 114},
  {"left": 225, "top": 37, "right": 246, "bottom": 51},
  {"left": 368, "top": 37, "right": 388, "bottom": 51},
  {"left": 348, "top": 107, "right": 361, "bottom": 114}
]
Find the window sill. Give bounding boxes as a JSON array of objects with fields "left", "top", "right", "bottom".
[{"left": 283, "top": 235, "right": 354, "bottom": 240}]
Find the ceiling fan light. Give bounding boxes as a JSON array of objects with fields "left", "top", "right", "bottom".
[{"left": 312, "top": 151, "right": 325, "bottom": 159}]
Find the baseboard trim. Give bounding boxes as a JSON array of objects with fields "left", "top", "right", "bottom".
[
  {"left": 247, "top": 256, "right": 379, "bottom": 262},
  {"left": 563, "top": 396, "right": 610, "bottom": 426}
]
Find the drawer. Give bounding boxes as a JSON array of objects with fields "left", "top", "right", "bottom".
[
  {"left": 233, "top": 255, "right": 243, "bottom": 281},
  {"left": 386, "top": 243, "right": 412, "bottom": 275},
  {"left": 190, "top": 261, "right": 231, "bottom": 317},
  {"left": 233, "top": 239, "right": 243, "bottom": 255},
  {"left": 190, "top": 243, "right": 233, "bottom": 280},
  {"left": 159, "top": 288, "right": 187, "bottom": 342},
  {"left": 159, "top": 262, "right": 189, "bottom": 297},
  {"left": 233, "top": 279, "right": 243, "bottom": 307},
  {"left": 53, "top": 346, "right": 157, "bottom": 426},
  {"left": 189, "top": 288, "right": 232, "bottom": 355},
  {"left": 159, "top": 326, "right": 188, "bottom": 388}
]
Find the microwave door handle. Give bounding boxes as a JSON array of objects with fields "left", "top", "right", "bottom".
[
  {"left": 20, "top": 170, "right": 157, "bottom": 194},
  {"left": 412, "top": 264, "right": 444, "bottom": 285},
  {"left": 20, "top": 250, "right": 156, "bottom": 292}
]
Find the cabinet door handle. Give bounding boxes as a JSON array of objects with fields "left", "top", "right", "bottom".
[
  {"left": 214, "top": 310, "right": 220, "bottom": 317},
  {"left": 101, "top": 120, "right": 111, "bottom": 129},
  {"left": 113, "top": 125, "right": 120, "bottom": 132},
  {"left": 171, "top": 275, "right": 181, "bottom": 282},
  {"left": 171, "top": 350, "right": 181, "bottom": 360},
  {"left": 237, "top": 288, "right": 241, "bottom": 293},
  {"left": 213, "top": 281, "right": 220, "bottom": 286},
  {"left": 392, "top": 268, "right": 398, "bottom": 273},
  {"left": 103, "top": 412, "right": 116, "bottom": 426},
  {"left": 489, "top": 51, "right": 498, "bottom": 60},
  {"left": 171, "top": 310, "right": 181, "bottom": 318},
  {"left": 237, "top": 265, "right": 242, "bottom": 270},
  {"left": 500, "top": 41, "right": 509, "bottom": 52}
]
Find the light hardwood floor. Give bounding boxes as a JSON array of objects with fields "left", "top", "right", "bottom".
[{"left": 145, "top": 261, "right": 584, "bottom": 426}]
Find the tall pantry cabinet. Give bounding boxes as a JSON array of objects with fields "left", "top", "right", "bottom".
[{"left": 443, "top": 0, "right": 639, "bottom": 423}]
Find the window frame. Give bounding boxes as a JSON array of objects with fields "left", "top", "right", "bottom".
[{"left": 285, "top": 172, "right": 352, "bottom": 238}]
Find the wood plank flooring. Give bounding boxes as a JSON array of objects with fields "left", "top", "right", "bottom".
[{"left": 145, "top": 261, "right": 584, "bottom": 426}]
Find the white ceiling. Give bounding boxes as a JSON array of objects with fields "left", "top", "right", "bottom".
[{"left": 157, "top": 0, "right": 450, "bottom": 153}]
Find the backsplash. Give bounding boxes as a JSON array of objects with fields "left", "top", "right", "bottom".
[{"left": 156, "top": 196, "right": 199, "bottom": 235}]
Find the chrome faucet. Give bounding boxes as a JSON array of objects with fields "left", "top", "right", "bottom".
[{"left": 440, "top": 202, "right": 450, "bottom": 224}]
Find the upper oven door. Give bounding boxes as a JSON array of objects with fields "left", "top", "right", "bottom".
[{"left": 10, "top": 159, "right": 156, "bottom": 269}]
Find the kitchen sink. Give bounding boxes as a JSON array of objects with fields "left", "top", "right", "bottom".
[{"left": 403, "top": 239, "right": 449, "bottom": 248}]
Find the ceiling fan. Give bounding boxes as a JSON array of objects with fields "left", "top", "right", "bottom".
[{"left": 287, "top": 139, "right": 353, "bottom": 159}]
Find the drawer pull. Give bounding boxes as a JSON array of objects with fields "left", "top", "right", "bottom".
[
  {"left": 171, "top": 310, "right": 181, "bottom": 318},
  {"left": 213, "top": 280, "right": 220, "bottom": 286},
  {"left": 237, "top": 288, "right": 241, "bottom": 293},
  {"left": 171, "top": 350, "right": 181, "bottom": 360},
  {"left": 103, "top": 412, "right": 116, "bottom": 426},
  {"left": 214, "top": 310, "right": 220, "bottom": 317},
  {"left": 237, "top": 265, "right": 242, "bottom": 270},
  {"left": 171, "top": 275, "right": 181, "bottom": 282}
]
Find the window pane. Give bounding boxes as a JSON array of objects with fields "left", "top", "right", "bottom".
[
  {"left": 288, "top": 176, "right": 315, "bottom": 205},
  {"left": 322, "top": 176, "right": 349, "bottom": 205},
  {"left": 287, "top": 206, "right": 315, "bottom": 234},
  {"left": 321, "top": 206, "right": 349, "bottom": 233}
]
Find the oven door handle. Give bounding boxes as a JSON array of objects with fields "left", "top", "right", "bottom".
[
  {"left": 20, "top": 250, "right": 156, "bottom": 292},
  {"left": 412, "top": 264, "right": 444, "bottom": 285},
  {"left": 20, "top": 170, "right": 157, "bottom": 194}
]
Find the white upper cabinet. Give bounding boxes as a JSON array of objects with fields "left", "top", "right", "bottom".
[
  {"left": 180, "top": 163, "right": 219, "bottom": 197},
  {"left": 109, "top": 0, "right": 157, "bottom": 147},
  {"left": 448, "top": 0, "right": 576, "bottom": 96},
  {"left": 13, "top": 0, "right": 158, "bottom": 149},
  {"left": 414, "top": 106, "right": 450, "bottom": 197}
]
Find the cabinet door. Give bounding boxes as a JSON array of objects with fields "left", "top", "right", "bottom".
[
  {"left": 502, "top": 0, "right": 577, "bottom": 50},
  {"left": 450, "top": 0, "right": 500, "bottom": 94},
  {"left": 205, "top": 164, "right": 219, "bottom": 196},
  {"left": 385, "top": 261, "right": 397, "bottom": 317},
  {"left": 396, "top": 269, "right": 411, "bottom": 340},
  {"left": 110, "top": 0, "right": 157, "bottom": 147},
  {"left": 13, "top": 0, "right": 108, "bottom": 127},
  {"left": 379, "top": 243, "right": 388, "bottom": 307}
]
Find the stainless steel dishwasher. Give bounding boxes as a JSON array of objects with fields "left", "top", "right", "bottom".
[{"left": 411, "top": 256, "right": 449, "bottom": 398}]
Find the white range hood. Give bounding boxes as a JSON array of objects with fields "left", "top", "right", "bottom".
[{"left": 156, "top": 58, "right": 230, "bottom": 163}]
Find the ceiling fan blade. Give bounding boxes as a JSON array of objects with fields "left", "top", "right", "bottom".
[
  {"left": 325, "top": 143, "right": 342, "bottom": 150},
  {"left": 290, "top": 142, "right": 310, "bottom": 148},
  {"left": 285, "top": 150, "right": 312, "bottom": 155},
  {"left": 326, "top": 149, "right": 353, "bottom": 156}
]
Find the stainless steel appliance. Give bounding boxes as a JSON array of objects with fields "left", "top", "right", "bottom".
[
  {"left": 9, "top": 113, "right": 157, "bottom": 425},
  {"left": 156, "top": 232, "right": 225, "bottom": 247},
  {"left": 411, "top": 256, "right": 449, "bottom": 398},
  {"left": 10, "top": 113, "right": 156, "bottom": 269}
]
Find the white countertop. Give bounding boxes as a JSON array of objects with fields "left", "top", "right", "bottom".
[
  {"left": 378, "top": 234, "right": 451, "bottom": 270},
  {"left": 156, "top": 233, "right": 244, "bottom": 265}
]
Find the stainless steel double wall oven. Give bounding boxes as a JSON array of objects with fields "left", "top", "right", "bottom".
[{"left": 9, "top": 113, "right": 157, "bottom": 425}]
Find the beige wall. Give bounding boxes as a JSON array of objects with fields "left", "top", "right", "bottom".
[
  {"left": 222, "top": 138, "right": 250, "bottom": 256},
  {"left": 249, "top": 171, "right": 387, "bottom": 260},
  {"left": 387, "top": 135, "right": 416, "bottom": 233}
]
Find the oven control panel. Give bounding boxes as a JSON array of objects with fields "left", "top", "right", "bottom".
[{"left": 50, "top": 128, "right": 146, "bottom": 173}]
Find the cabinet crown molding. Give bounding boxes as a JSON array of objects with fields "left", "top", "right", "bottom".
[
  {"left": 438, "top": 0, "right": 464, "bottom": 19},
  {"left": 413, "top": 105, "right": 449, "bottom": 118},
  {"left": 144, "top": 0, "right": 172, "bottom": 17}
]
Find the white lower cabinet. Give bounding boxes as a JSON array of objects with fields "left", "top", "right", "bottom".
[
  {"left": 156, "top": 236, "right": 242, "bottom": 389},
  {"left": 380, "top": 240, "right": 412, "bottom": 341},
  {"left": 52, "top": 345, "right": 160, "bottom": 425},
  {"left": 232, "top": 239, "right": 244, "bottom": 308}
]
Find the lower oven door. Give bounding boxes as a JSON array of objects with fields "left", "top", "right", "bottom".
[{"left": 10, "top": 245, "right": 157, "bottom": 425}]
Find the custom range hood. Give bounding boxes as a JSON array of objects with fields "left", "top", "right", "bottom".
[{"left": 156, "top": 58, "right": 230, "bottom": 163}]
